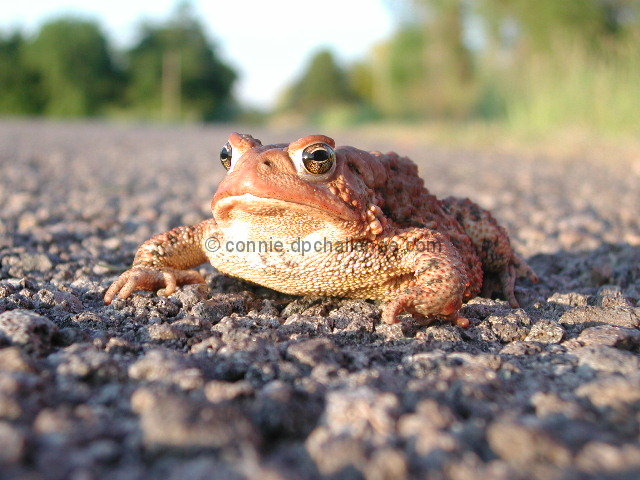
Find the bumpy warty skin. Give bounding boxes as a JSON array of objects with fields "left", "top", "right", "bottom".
[{"left": 104, "top": 133, "right": 538, "bottom": 326}]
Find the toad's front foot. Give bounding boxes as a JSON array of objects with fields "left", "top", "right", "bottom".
[{"left": 104, "top": 266, "right": 205, "bottom": 304}]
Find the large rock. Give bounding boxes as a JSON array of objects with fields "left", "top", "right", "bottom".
[
  {"left": 0, "top": 309, "right": 58, "bottom": 355},
  {"left": 131, "top": 388, "right": 260, "bottom": 452}
]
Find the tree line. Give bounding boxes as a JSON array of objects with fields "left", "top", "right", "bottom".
[
  {"left": 0, "top": 3, "right": 236, "bottom": 121},
  {"left": 279, "top": 0, "right": 640, "bottom": 132},
  {"left": 2, "top": 0, "right": 639, "bottom": 132}
]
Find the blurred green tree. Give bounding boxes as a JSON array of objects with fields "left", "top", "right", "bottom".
[
  {"left": 348, "top": 61, "right": 375, "bottom": 104},
  {"left": 126, "top": 2, "right": 237, "bottom": 121},
  {"left": 369, "top": 26, "right": 427, "bottom": 118},
  {"left": 280, "top": 49, "right": 358, "bottom": 114},
  {"left": 24, "top": 18, "right": 121, "bottom": 117},
  {"left": 0, "top": 31, "right": 43, "bottom": 114},
  {"left": 374, "top": 1, "right": 475, "bottom": 119}
]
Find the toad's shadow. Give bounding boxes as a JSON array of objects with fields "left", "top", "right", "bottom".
[{"left": 523, "top": 241, "right": 640, "bottom": 298}]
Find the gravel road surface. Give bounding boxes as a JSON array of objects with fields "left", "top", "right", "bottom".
[{"left": 1, "top": 120, "right": 639, "bottom": 480}]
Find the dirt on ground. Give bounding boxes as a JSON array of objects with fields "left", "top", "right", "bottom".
[{"left": 0, "top": 120, "right": 639, "bottom": 480}]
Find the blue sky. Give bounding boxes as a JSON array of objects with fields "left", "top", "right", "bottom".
[{"left": 0, "top": 0, "right": 396, "bottom": 108}]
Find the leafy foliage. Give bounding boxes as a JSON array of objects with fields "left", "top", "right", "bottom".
[
  {"left": 126, "top": 3, "right": 237, "bottom": 121},
  {"left": 24, "top": 18, "right": 120, "bottom": 117},
  {"left": 0, "top": 4, "right": 237, "bottom": 121},
  {"left": 1, "top": 0, "right": 639, "bottom": 133},
  {"left": 0, "top": 32, "right": 42, "bottom": 115},
  {"left": 279, "top": 49, "right": 358, "bottom": 114},
  {"left": 277, "top": 0, "right": 640, "bottom": 132}
]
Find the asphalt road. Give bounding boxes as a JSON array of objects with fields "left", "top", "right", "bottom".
[{"left": 0, "top": 120, "right": 639, "bottom": 480}]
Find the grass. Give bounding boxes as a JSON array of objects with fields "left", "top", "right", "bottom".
[{"left": 500, "top": 42, "right": 640, "bottom": 137}]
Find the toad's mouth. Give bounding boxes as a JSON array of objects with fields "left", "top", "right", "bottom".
[{"left": 212, "top": 192, "right": 360, "bottom": 224}]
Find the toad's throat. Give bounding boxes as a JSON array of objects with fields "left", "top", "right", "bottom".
[{"left": 213, "top": 193, "right": 358, "bottom": 224}]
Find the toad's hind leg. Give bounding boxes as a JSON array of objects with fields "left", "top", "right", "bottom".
[
  {"left": 442, "top": 197, "right": 538, "bottom": 307},
  {"left": 381, "top": 230, "right": 476, "bottom": 326}
]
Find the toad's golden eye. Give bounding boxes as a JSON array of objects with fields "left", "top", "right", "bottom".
[
  {"left": 301, "top": 143, "right": 336, "bottom": 175},
  {"left": 220, "top": 142, "right": 232, "bottom": 170}
]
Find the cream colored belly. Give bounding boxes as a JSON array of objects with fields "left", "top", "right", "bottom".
[{"left": 205, "top": 227, "right": 406, "bottom": 300}]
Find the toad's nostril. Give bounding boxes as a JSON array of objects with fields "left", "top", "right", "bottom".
[{"left": 261, "top": 159, "right": 273, "bottom": 168}]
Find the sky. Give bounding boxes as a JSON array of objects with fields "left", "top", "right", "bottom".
[{"left": 0, "top": 0, "right": 397, "bottom": 108}]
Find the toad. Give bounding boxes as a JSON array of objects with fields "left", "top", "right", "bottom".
[{"left": 104, "top": 133, "right": 537, "bottom": 326}]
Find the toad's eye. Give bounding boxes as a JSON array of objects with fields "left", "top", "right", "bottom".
[
  {"left": 220, "top": 143, "right": 233, "bottom": 170},
  {"left": 300, "top": 143, "right": 336, "bottom": 176}
]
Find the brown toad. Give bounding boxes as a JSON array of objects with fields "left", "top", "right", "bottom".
[{"left": 104, "top": 133, "right": 537, "bottom": 326}]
